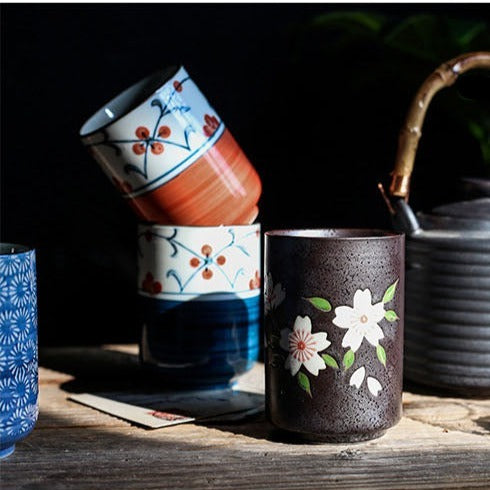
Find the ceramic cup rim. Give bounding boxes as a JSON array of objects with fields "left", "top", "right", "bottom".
[
  {"left": 139, "top": 222, "right": 261, "bottom": 232},
  {"left": 265, "top": 228, "right": 403, "bottom": 241},
  {"left": 80, "top": 65, "right": 181, "bottom": 138},
  {"left": 0, "top": 243, "right": 34, "bottom": 256}
]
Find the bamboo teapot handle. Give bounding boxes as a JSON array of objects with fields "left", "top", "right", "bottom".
[{"left": 389, "top": 51, "right": 490, "bottom": 199}]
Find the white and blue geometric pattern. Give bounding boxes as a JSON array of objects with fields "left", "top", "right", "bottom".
[
  {"left": 0, "top": 247, "right": 38, "bottom": 459},
  {"left": 137, "top": 224, "right": 261, "bottom": 302}
]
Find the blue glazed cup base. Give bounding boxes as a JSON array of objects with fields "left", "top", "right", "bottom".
[{"left": 0, "top": 445, "right": 15, "bottom": 459}]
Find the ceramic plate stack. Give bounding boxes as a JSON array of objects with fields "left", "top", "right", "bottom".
[{"left": 405, "top": 199, "right": 490, "bottom": 395}]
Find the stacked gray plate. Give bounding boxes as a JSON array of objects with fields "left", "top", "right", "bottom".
[{"left": 405, "top": 198, "right": 490, "bottom": 395}]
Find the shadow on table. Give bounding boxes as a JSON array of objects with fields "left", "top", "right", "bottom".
[
  {"left": 39, "top": 345, "right": 272, "bottom": 443},
  {"left": 4, "top": 409, "right": 490, "bottom": 490}
]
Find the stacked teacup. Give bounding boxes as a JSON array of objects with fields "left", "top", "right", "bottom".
[{"left": 80, "top": 66, "right": 262, "bottom": 388}]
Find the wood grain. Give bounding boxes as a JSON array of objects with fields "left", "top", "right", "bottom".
[{"left": 1, "top": 345, "right": 489, "bottom": 489}]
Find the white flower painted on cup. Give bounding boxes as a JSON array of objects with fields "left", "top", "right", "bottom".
[
  {"left": 7, "top": 343, "right": 29, "bottom": 377},
  {"left": 349, "top": 366, "right": 366, "bottom": 389},
  {"left": 0, "top": 378, "right": 16, "bottom": 411},
  {"left": 5, "top": 408, "right": 30, "bottom": 436},
  {"left": 0, "top": 311, "right": 20, "bottom": 345},
  {"left": 264, "top": 272, "right": 286, "bottom": 315},
  {"left": 12, "top": 307, "right": 31, "bottom": 341},
  {"left": 333, "top": 289, "right": 385, "bottom": 352},
  {"left": 280, "top": 315, "right": 330, "bottom": 376},
  {"left": 12, "top": 371, "right": 31, "bottom": 405},
  {"left": 367, "top": 377, "right": 382, "bottom": 397},
  {"left": 348, "top": 366, "right": 383, "bottom": 397},
  {"left": 0, "top": 255, "right": 20, "bottom": 276},
  {"left": 9, "top": 274, "right": 30, "bottom": 308},
  {"left": 0, "top": 277, "right": 8, "bottom": 308}
]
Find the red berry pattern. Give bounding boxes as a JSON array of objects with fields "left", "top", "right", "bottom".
[
  {"left": 142, "top": 272, "right": 163, "bottom": 295},
  {"left": 203, "top": 114, "right": 219, "bottom": 137}
]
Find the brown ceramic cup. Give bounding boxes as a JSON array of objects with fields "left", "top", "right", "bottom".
[{"left": 264, "top": 229, "right": 405, "bottom": 442}]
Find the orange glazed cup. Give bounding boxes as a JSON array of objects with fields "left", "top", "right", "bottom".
[{"left": 80, "top": 66, "right": 261, "bottom": 225}]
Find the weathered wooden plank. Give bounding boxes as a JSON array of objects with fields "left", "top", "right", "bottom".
[
  {"left": 1, "top": 345, "right": 489, "bottom": 489},
  {"left": 2, "top": 425, "right": 490, "bottom": 489}
]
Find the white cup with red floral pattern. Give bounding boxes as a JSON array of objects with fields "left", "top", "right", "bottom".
[
  {"left": 137, "top": 223, "right": 261, "bottom": 387},
  {"left": 80, "top": 66, "right": 261, "bottom": 226}
]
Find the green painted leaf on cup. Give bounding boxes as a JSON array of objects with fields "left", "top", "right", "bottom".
[
  {"left": 384, "top": 310, "right": 399, "bottom": 322},
  {"left": 377, "top": 344, "right": 387, "bottom": 367},
  {"left": 322, "top": 354, "right": 339, "bottom": 369},
  {"left": 382, "top": 279, "right": 399, "bottom": 304},
  {"left": 297, "top": 371, "right": 312, "bottom": 397},
  {"left": 304, "top": 297, "right": 332, "bottom": 312},
  {"left": 343, "top": 349, "right": 355, "bottom": 371}
]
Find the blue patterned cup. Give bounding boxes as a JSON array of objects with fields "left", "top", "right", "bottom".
[
  {"left": 0, "top": 244, "right": 38, "bottom": 459},
  {"left": 137, "top": 223, "right": 261, "bottom": 387}
]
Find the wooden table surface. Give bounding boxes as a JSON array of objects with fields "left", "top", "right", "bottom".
[{"left": 1, "top": 345, "right": 490, "bottom": 489}]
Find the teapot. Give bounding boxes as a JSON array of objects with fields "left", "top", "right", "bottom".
[{"left": 381, "top": 51, "right": 490, "bottom": 394}]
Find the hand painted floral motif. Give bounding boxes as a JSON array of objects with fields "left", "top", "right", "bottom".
[
  {"left": 187, "top": 244, "right": 228, "bottom": 281},
  {"left": 0, "top": 249, "right": 38, "bottom": 451},
  {"left": 0, "top": 378, "right": 16, "bottom": 411},
  {"left": 367, "top": 377, "right": 382, "bottom": 396},
  {"left": 12, "top": 371, "right": 31, "bottom": 405},
  {"left": 5, "top": 407, "right": 31, "bottom": 436},
  {"left": 9, "top": 275, "right": 30, "bottom": 308},
  {"left": 264, "top": 272, "right": 285, "bottom": 315},
  {"left": 0, "top": 255, "right": 20, "bottom": 276},
  {"left": 87, "top": 75, "right": 206, "bottom": 183},
  {"left": 280, "top": 316, "right": 331, "bottom": 377},
  {"left": 12, "top": 307, "right": 32, "bottom": 341},
  {"left": 333, "top": 289, "right": 385, "bottom": 353},
  {"left": 173, "top": 80, "right": 184, "bottom": 92},
  {"left": 138, "top": 227, "right": 259, "bottom": 295},
  {"left": 349, "top": 366, "right": 382, "bottom": 396},
  {"left": 7, "top": 343, "right": 29, "bottom": 377},
  {"left": 142, "top": 272, "right": 162, "bottom": 295},
  {"left": 203, "top": 114, "right": 220, "bottom": 137},
  {"left": 349, "top": 366, "right": 365, "bottom": 389},
  {"left": 333, "top": 279, "right": 399, "bottom": 397},
  {"left": 249, "top": 270, "right": 261, "bottom": 290},
  {"left": 0, "top": 311, "right": 19, "bottom": 344},
  {"left": 132, "top": 125, "right": 168, "bottom": 155}
]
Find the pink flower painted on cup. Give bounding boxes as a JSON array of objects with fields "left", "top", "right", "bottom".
[{"left": 280, "top": 316, "right": 330, "bottom": 376}]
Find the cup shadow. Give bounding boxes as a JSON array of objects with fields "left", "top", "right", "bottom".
[{"left": 39, "top": 344, "right": 271, "bottom": 442}]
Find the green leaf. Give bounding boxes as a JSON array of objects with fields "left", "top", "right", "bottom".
[
  {"left": 304, "top": 297, "right": 332, "bottom": 312},
  {"left": 384, "top": 310, "right": 399, "bottom": 322},
  {"left": 322, "top": 354, "right": 339, "bottom": 370},
  {"left": 382, "top": 279, "right": 399, "bottom": 304},
  {"left": 312, "top": 11, "right": 386, "bottom": 34},
  {"left": 447, "top": 18, "right": 487, "bottom": 48},
  {"left": 297, "top": 372, "right": 312, "bottom": 397},
  {"left": 377, "top": 344, "right": 387, "bottom": 367},
  {"left": 343, "top": 349, "right": 355, "bottom": 371}
]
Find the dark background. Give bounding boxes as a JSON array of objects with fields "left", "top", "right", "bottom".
[{"left": 1, "top": 3, "right": 489, "bottom": 346}]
